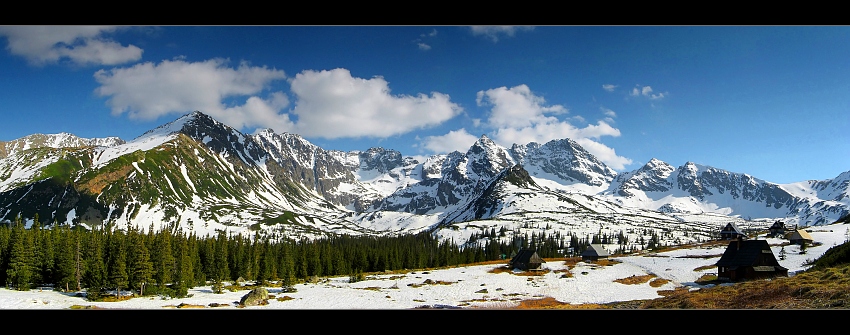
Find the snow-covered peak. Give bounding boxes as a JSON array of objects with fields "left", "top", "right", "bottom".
[{"left": 0, "top": 132, "right": 126, "bottom": 159}]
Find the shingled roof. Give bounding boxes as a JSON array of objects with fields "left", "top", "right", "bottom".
[
  {"left": 788, "top": 229, "right": 814, "bottom": 243},
  {"left": 509, "top": 249, "right": 545, "bottom": 270},
  {"left": 715, "top": 239, "right": 780, "bottom": 268},
  {"left": 581, "top": 244, "right": 609, "bottom": 258}
]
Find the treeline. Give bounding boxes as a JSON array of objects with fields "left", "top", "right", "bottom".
[{"left": 0, "top": 215, "right": 575, "bottom": 299}]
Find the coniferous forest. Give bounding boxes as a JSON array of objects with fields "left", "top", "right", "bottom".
[{"left": 0, "top": 215, "right": 601, "bottom": 300}]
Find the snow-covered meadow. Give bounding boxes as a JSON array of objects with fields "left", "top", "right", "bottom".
[{"left": 2, "top": 223, "right": 847, "bottom": 310}]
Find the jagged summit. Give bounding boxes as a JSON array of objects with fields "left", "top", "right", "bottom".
[
  {"left": 0, "top": 132, "right": 126, "bottom": 159},
  {"left": 1, "top": 110, "right": 848, "bottom": 243}
]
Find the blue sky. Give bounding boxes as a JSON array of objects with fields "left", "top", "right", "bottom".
[{"left": 1, "top": 26, "right": 848, "bottom": 184}]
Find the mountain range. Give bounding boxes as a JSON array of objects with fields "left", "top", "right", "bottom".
[{"left": 2, "top": 111, "right": 847, "bottom": 246}]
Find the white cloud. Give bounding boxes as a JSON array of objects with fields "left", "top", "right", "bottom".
[
  {"left": 0, "top": 26, "right": 142, "bottom": 66},
  {"left": 602, "top": 84, "right": 617, "bottom": 92},
  {"left": 602, "top": 108, "right": 617, "bottom": 118},
  {"left": 288, "top": 68, "right": 463, "bottom": 139},
  {"left": 631, "top": 85, "right": 667, "bottom": 100},
  {"left": 422, "top": 128, "right": 480, "bottom": 154},
  {"left": 422, "top": 29, "right": 437, "bottom": 37},
  {"left": 574, "top": 138, "right": 632, "bottom": 170},
  {"left": 476, "top": 84, "right": 567, "bottom": 129},
  {"left": 418, "top": 43, "right": 431, "bottom": 51},
  {"left": 469, "top": 26, "right": 534, "bottom": 42},
  {"left": 93, "top": 58, "right": 290, "bottom": 131}
]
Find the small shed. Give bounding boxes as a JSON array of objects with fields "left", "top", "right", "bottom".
[
  {"left": 788, "top": 229, "right": 814, "bottom": 246},
  {"left": 719, "top": 222, "right": 747, "bottom": 240},
  {"left": 767, "top": 220, "right": 787, "bottom": 238},
  {"left": 509, "top": 249, "right": 545, "bottom": 271},
  {"left": 581, "top": 244, "right": 610, "bottom": 262},
  {"left": 715, "top": 239, "right": 788, "bottom": 282}
]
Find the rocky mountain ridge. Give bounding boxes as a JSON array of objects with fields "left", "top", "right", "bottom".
[{"left": 1, "top": 111, "right": 847, "bottom": 246}]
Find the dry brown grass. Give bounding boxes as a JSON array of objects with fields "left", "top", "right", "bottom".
[
  {"left": 649, "top": 278, "right": 670, "bottom": 287},
  {"left": 174, "top": 303, "right": 205, "bottom": 309},
  {"left": 488, "top": 266, "right": 513, "bottom": 274},
  {"left": 693, "top": 265, "right": 716, "bottom": 271},
  {"left": 594, "top": 259, "right": 621, "bottom": 266},
  {"left": 276, "top": 295, "right": 294, "bottom": 301},
  {"left": 509, "top": 297, "right": 610, "bottom": 309},
  {"left": 99, "top": 295, "right": 134, "bottom": 302},
  {"left": 635, "top": 263, "right": 850, "bottom": 309},
  {"left": 68, "top": 305, "right": 104, "bottom": 309},
  {"left": 614, "top": 274, "right": 656, "bottom": 285}
]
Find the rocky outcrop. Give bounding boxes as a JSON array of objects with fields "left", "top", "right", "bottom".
[{"left": 239, "top": 287, "right": 269, "bottom": 307}]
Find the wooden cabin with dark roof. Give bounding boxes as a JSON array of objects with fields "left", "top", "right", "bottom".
[
  {"left": 581, "top": 244, "right": 610, "bottom": 262},
  {"left": 715, "top": 239, "right": 788, "bottom": 282},
  {"left": 509, "top": 249, "right": 545, "bottom": 271},
  {"left": 719, "top": 222, "right": 747, "bottom": 240},
  {"left": 767, "top": 220, "right": 787, "bottom": 238}
]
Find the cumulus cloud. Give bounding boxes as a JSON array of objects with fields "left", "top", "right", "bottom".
[
  {"left": 422, "top": 128, "right": 480, "bottom": 154},
  {"left": 602, "top": 84, "right": 617, "bottom": 92},
  {"left": 288, "top": 68, "right": 463, "bottom": 138},
  {"left": 418, "top": 43, "right": 431, "bottom": 51},
  {"left": 476, "top": 85, "right": 567, "bottom": 129},
  {"left": 93, "top": 58, "right": 291, "bottom": 131},
  {"left": 425, "top": 84, "right": 632, "bottom": 170},
  {"left": 0, "top": 26, "right": 142, "bottom": 66},
  {"left": 631, "top": 85, "right": 667, "bottom": 100},
  {"left": 469, "top": 26, "right": 534, "bottom": 42}
]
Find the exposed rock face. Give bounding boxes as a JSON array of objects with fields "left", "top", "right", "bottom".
[{"left": 239, "top": 287, "right": 269, "bottom": 307}]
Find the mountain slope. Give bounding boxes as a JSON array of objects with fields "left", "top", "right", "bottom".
[{"left": 1, "top": 111, "right": 848, "bottom": 247}]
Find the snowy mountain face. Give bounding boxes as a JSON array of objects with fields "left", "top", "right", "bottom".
[
  {"left": 1, "top": 111, "right": 848, "bottom": 247},
  {"left": 512, "top": 138, "right": 617, "bottom": 189},
  {"left": 0, "top": 133, "right": 125, "bottom": 159}
]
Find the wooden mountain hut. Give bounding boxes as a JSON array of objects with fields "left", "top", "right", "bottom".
[
  {"left": 509, "top": 249, "right": 545, "bottom": 271},
  {"left": 788, "top": 229, "right": 814, "bottom": 246},
  {"left": 767, "top": 220, "right": 787, "bottom": 238},
  {"left": 715, "top": 239, "right": 788, "bottom": 282},
  {"left": 581, "top": 244, "right": 610, "bottom": 262},
  {"left": 719, "top": 222, "right": 747, "bottom": 240}
]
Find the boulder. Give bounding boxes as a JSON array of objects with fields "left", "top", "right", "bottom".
[{"left": 239, "top": 287, "right": 269, "bottom": 307}]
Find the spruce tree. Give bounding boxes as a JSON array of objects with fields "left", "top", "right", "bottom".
[
  {"left": 212, "top": 231, "right": 229, "bottom": 293},
  {"left": 152, "top": 228, "right": 174, "bottom": 289},
  {"left": 84, "top": 228, "right": 106, "bottom": 300},
  {"left": 173, "top": 235, "right": 194, "bottom": 298},
  {"left": 0, "top": 222, "right": 12, "bottom": 286},
  {"left": 278, "top": 241, "right": 295, "bottom": 292},
  {"left": 6, "top": 216, "right": 33, "bottom": 291},
  {"left": 53, "top": 224, "right": 76, "bottom": 292},
  {"left": 107, "top": 231, "right": 128, "bottom": 298}
]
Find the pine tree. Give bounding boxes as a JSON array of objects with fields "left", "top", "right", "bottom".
[
  {"left": 6, "top": 216, "right": 33, "bottom": 291},
  {"left": 212, "top": 231, "right": 229, "bottom": 294},
  {"left": 107, "top": 231, "right": 128, "bottom": 298},
  {"left": 53, "top": 224, "right": 76, "bottom": 292},
  {"left": 128, "top": 227, "right": 153, "bottom": 296},
  {"left": 84, "top": 228, "right": 106, "bottom": 300},
  {"left": 173, "top": 234, "right": 194, "bottom": 298},
  {"left": 0, "top": 223, "right": 10, "bottom": 286},
  {"left": 152, "top": 228, "right": 174, "bottom": 289},
  {"left": 278, "top": 241, "right": 295, "bottom": 292}
]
